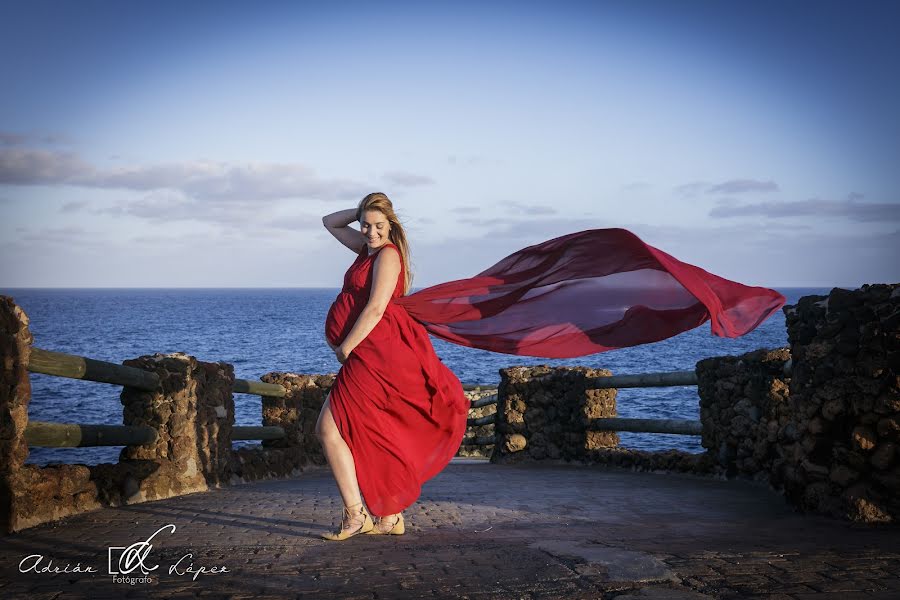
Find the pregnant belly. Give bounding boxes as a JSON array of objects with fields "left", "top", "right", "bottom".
[{"left": 325, "top": 292, "right": 360, "bottom": 346}]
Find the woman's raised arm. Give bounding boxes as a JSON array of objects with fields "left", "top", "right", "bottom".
[{"left": 323, "top": 208, "right": 366, "bottom": 253}]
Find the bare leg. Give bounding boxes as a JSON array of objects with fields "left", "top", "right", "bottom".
[{"left": 316, "top": 394, "right": 367, "bottom": 530}]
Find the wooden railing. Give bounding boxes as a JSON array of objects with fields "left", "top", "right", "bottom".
[
  {"left": 459, "top": 361, "right": 793, "bottom": 445},
  {"left": 25, "top": 346, "right": 287, "bottom": 447},
  {"left": 28, "top": 347, "right": 286, "bottom": 396},
  {"left": 24, "top": 345, "right": 793, "bottom": 449}
]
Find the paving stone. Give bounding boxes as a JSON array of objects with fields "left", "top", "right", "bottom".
[
  {"left": 615, "top": 585, "right": 715, "bottom": 599},
  {"left": 0, "top": 460, "right": 897, "bottom": 598}
]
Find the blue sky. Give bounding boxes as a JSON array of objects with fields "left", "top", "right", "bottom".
[{"left": 1, "top": 0, "right": 898, "bottom": 288}]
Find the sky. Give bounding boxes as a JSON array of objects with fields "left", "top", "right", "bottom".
[{"left": 1, "top": 0, "right": 898, "bottom": 289}]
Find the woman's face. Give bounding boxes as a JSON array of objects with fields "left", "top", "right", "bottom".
[{"left": 360, "top": 209, "right": 391, "bottom": 251}]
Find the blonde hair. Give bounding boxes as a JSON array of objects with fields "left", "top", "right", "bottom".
[{"left": 357, "top": 192, "right": 413, "bottom": 295}]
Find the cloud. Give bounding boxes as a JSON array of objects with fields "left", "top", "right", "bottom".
[
  {"left": 0, "top": 147, "right": 368, "bottom": 202},
  {"left": 382, "top": 171, "right": 435, "bottom": 187},
  {"left": 709, "top": 197, "right": 900, "bottom": 222},
  {"left": 451, "top": 203, "right": 558, "bottom": 229},
  {"left": 60, "top": 201, "right": 88, "bottom": 213},
  {"left": 16, "top": 225, "right": 107, "bottom": 248},
  {"left": 262, "top": 213, "right": 328, "bottom": 230},
  {"left": 0, "top": 132, "right": 27, "bottom": 146},
  {"left": 674, "top": 178, "right": 779, "bottom": 198},
  {"left": 673, "top": 181, "right": 710, "bottom": 198},
  {"left": 0, "top": 130, "right": 74, "bottom": 147},
  {"left": 500, "top": 200, "right": 558, "bottom": 215},
  {"left": 478, "top": 216, "right": 601, "bottom": 240},
  {"left": 448, "top": 155, "right": 488, "bottom": 166},
  {"left": 98, "top": 189, "right": 213, "bottom": 223},
  {"left": 1, "top": 145, "right": 378, "bottom": 237},
  {"left": 458, "top": 216, "right": 507, "bottom": 227},
  {"left": 621, "top": 182, "right": 652, "bottom": 192},
  {"left": 94, "top": 189, "right": 312, "bottom": 230},
  {"left": 707, "top": 179, "right": 779, "bottom": 194},
  {"left": 0, "top": 148, "right": 92, "bottom": 184},
  {"left": 129, "top": 233, "right": 192, "bottom": 245}
]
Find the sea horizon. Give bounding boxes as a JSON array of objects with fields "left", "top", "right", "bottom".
[{"left": 0, "top": 285, "right": 848, "bottom": 465}]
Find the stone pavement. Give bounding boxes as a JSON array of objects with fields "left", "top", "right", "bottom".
[{"left": 0, "top": 457, "right": 898, "bottom": 599}]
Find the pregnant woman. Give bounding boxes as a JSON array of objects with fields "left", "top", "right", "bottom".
[
  {"left": 317, "top": 191, "right": 786, "bottom": 541},
  {"left": 318, "top": 192, "right": 468, "bottom": 540}
]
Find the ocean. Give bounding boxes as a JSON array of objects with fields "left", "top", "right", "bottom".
[{"left": 2, "top": 286, "right": 834, "bottom": 466}]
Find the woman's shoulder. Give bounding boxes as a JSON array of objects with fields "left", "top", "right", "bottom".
[
  {"left": 362, "top": 242, "right": 401, "bottom": 260},
  {"left": 375, "top": 241, "right": 399, "bottom": 252},
  {"left": 373, "top": 243, "right": 402, "bottom": 270},
  {"left": 376, "top": 242, "right": 401, "bottom": 259}
]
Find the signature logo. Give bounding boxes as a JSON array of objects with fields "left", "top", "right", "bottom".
[
  {"left": 19, "top": 523, "right": 229, "bottom": 584},
  {"left": 108, "top": 523, "right": 175, "bottom": 575}
]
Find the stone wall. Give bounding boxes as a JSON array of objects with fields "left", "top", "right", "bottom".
[
  {"left": 490, "top": 364, "right": 714, "bottom": 473},
  {"left": 458, "top": 388, "right": 498, "bottom": 458},
  {"left": 231, "top": 372, "right": 333, "bottom": 482},
  {"left": 697, "top": 347, "right": 792, "bottom": 480},
  {"left": 119, "top": 353, "right": 236, "bottom": 500},
  {"left": 778, "top": 284, "right": 899, "bottom": 522},
  {"left": 0, "top": 296, "right": 34, "bottom": 533},
  {"left": 492, "top": 365, "right": 618, "bottom": 463},
  {"left": 697, "top": 284, "right": 899, "bottom": 523}
]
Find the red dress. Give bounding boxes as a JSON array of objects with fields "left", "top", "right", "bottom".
[
  {"left": 325, "top": 242, "right": 469, "bottom": 517},
  {"left": 325, "top": 229, "right": 785, "bottom": 516}
]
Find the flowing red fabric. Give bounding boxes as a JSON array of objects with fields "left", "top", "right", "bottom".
[
  {"left": 324, "top": 229, "right": 785, "bottom": 515},
  {"left": 397, "top": 228, "right": 785, "bottom": 357}
]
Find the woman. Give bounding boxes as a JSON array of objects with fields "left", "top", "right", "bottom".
[
  {"left": 317, "top": 192, "right": 469, "bottom": 540},
  {"left": 316, "top": 192, "right": 786, "bottom": 541}
]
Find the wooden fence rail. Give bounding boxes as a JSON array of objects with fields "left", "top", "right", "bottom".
[
  {"left": 25, "top": 345, "right": 778, "bottom": 448},
  {"left": 27, "top": 346, "right": 287, "bottom": 397},
  {"left": 592, "top": 417, "right": 702, "bottom": 436},
  {"left": 24, "top": 421, "right": 159, "bottom": 447},
  {"left": 24, "top": 421, "right": 288, "bottom": 447},
  {"left": 587, "top": 360, "right": 791, "bottom": 389},
  {"left": 28, "top": 347, "right": 160, "bottom": 391}
]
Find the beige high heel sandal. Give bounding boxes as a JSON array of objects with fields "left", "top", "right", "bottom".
[
  {"left": 364, "top": 512, "right": 405, "bottom": 535},
  {"left": 321, "top": 501, "right": 375, "bottom": 541}
]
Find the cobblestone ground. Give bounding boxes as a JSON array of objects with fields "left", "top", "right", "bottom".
[{"left": 0, "top": 458, "right": 898, "bottom": 599}]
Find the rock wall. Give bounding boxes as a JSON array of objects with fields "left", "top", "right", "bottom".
[
  {"left": 231, "top": 372, "right": 333, "bottom": 482},
  {"left": 697, "top": 347, "right": 792, "bottom": 479},
  {"left": 778, "top": 284, "right": 899, "bottom": 522},
  {"left": 697, "top": 284, "right": 899, "bottom": 523},
  {"left": 120, "top": 353, "right": 236, "bottom": 499},
  {"left": 0, "top": 296, "right": 34, "bottom": 533},
  {"left": 458, "top": 388, "right": 498, "bottom": 459},
  {"left": 492, "top": 365, "right": 618, "bottom": 463}
]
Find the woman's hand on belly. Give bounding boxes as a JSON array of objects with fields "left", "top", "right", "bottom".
[{"left": 334, "top": 344, "right": 351, "bottom": 364}]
